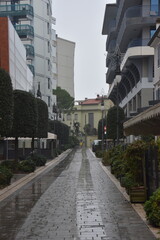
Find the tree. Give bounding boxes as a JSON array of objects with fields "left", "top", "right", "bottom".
[
  {"left": 0, "top": 68, "right": 13, "bottom": 136},
  {"left": 106, "top": 106, "right": 125, "bottom": 143},
  {"left": 48, "top": 120, "right": 69, "bottom": 146},
  {"left": 11, "top": 90, "right": 38, "bottom": 160},
  {"left": 36, "top": 98, "right": 48, "bottom": 138},
  {"left": 53, "top": 86, "right": 74, "bottom": 111}
]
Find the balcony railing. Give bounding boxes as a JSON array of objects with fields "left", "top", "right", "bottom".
[
  {"left": 24, "top": 44, "right": 34, "bottom": 59},
  {"left": 128, "top": 38, "right": 150, "bottom": 48},
  {"left": 125, "top": 5, "right": 159, "bottom": 18},
  {"left": 0, "top": 4, "right": 34, "bottom": 18},
  {"left": 15, "top": 24, "right": 34, "bottom": 39},
  {"left": 27, "top": 64, "right": 35, "bottom": 76}
]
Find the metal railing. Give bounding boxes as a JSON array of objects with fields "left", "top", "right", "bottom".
[
  {"left": 24, "top": 44, "right": 35, "bottom": 59},
  {"left": 128, "top": 38, "right": 150, "bottom": 48},
  {"left": 0, "top": 4, "right": 34, "bottom": 17},
  {"left": 15, "top": 24, "right": 34, "bottom": 38}
]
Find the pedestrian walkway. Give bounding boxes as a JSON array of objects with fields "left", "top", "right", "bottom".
[{"left": 0, "top": 148, "right": 158, "bottom": 240}]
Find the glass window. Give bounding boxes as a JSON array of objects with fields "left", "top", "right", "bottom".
[
  {"left": 150, "top": 0, "right": 159, "bottom": 14},
  {"left": 150, "top": 27, "right": 156, "bottom": 37},
  {"left": 48, "top": 96, "right": 50, "bottom": 107},
  {"left": 48, "top": 78, "right": 50, "bottom": 89},
  {"left": 88, "top": 113, "right": 94, "bottom": 129},
  {"left": 158, "top": 45, "right": 160, "bottom": 68}
]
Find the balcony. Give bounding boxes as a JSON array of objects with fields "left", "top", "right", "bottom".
[
  {"left": 27, "top": 64, "right": 35, "bottom": 76},
  {"left": 0, "top": 4, "right": 34, "bottom": 20},
  {"left": 128, "top": 38, "right": 150, "bottom": 48},
  {"left": 15, "top": 24, "right": 34, "bottom": 40},
  {"left": 24, "top": 44, "right": 34, "bottom": 60},
  {"left": 116, "top": 5, "right": 160, "bottom": 51}
]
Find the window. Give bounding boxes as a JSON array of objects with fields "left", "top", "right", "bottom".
[
  {"left": 47, "top": 22, "right": 50, "bottom": 34},
  {"left": 88, "top": 113, "right": 94, "bottom": 129},
  {"left": 150, "top": 27, "right": 156, "bottom": 38},
  {"left": 74, "top": 114, "right": 78, "bottom": 121},
  {"left": 48, "top": 78, "right": 50, "bottom": 89},
  {"left": 67, "top": 114, "right": 71, "bottom": 121},
  {"left": 48, "top": 59, "right": 50, "bottom": 71},
  {"left": 47, "top": 3, "right": 49, "bottom": 15},
  {"left": 158, "top": 45, "right": 160, "bottom": 68},
  {"left": 150, "top": 0, "right": 159, "bottom": 14},
  {"left": 156, "top": 88, "right": 160, "bottom": 100},
  {"left": 48, "top": 41, "right": 50, "bottom": 53},
  {"left": 48, "top": 96, "right": 50, "bottom": 107}
]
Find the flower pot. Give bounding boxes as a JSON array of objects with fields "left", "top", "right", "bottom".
[{"left": 129, "top": 186, "right": 147, "bottom": 203}]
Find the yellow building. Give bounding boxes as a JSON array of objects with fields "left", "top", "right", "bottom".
[{"left": 63, "top": 95, "right": 113, "bottom": 147}]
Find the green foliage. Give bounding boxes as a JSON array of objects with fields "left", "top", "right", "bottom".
[
  {"left": 144, "top": 188, "right": 160, "bottom": 227},
  {"left": 95, "top": 150, "right": 104, "bottom": 158},
  {"left": 36, "top": 98, "right": 48, "bottom": 138},
  {"left": 11, "top": 90, "right": 38, "bottom": 137},
  {"left": 0, "top": 165, "right": 13, "bottom": 186},
  {"left": 0, "top": 68, "right": 13, "bottom": 136},
  {"left": 18, "top": 159, "right": 36, "bottom": 173},
  {"left": 124, "top": 140, "right": 147, "bottom": 185},
  {"left": 27, "top": 153, "right": 47, "bottom": 166},
  {"left": 0, "top": 160, "right": 19, "bottom": 172},
  {"left": 48, "top": 120, "right": 69, "bottom": 145},
  {"left": 68, "top": 136, "right": 79, "bottom": 148},
  {"left": 53, "top": 86, "right": 74, "bottom": 110},
  {"left": 106, "top": 106, "right": 125, "bottom": 140},
  {"left": 102, "top": 150, "right": 112, "bottom": 166}
]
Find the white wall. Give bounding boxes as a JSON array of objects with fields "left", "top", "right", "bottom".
[
  {"left": 57, "top": 37, "right": 75, "bottom": 98},
  {"left": 8, "top": 18, "right": 33, "bottom": 92}
]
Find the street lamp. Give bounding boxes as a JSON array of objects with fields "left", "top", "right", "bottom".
[
  {"left": 115, "top": 72, "right": 121, "bottom": 145},
  {"left": 101, "top": 95, "right": 105, "bottom": 151}
]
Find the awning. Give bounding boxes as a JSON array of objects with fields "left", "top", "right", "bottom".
[
  {"left": 124, "top": 103, "right": 160, "bottom": 136},
  {"left": 47, "top": 132, "right": 57, "bottom": 140}
]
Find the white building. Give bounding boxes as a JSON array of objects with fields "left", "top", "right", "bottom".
[
  {"left": 0, "top": 0, "right": 57, "bottom": 119},
  {"left": 57, "top": 37, "right": 75, "bottom": 98},
  {"left": 0, "top": 17, "right": 33, "bottom": 92}
]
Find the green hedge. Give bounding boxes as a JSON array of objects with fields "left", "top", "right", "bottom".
[
  {"left": 0, "top": 165, "right": 13, "bottom": 186},
  {"left": 144, "top": 188, "right": 160, "bottom": 227}
]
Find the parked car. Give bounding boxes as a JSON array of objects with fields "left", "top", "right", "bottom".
[{"left": 92, "top": 140, "right": 102, "bottom": 152}]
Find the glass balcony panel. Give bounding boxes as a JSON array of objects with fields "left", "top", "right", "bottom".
[
  {"left": 27, "top": 64, "right": 35, "bottom": 76},
  {"left": 0, "top": 4, "right": 34, "bottom": 18},
  {"left": 125, "top": 5, "right": 159, "bottom": 18},
  {"left": 128, "top": 38, "right": 150, "bottom": 48},
  {"left": 24, "top": 44, "right": 35, "bottom": 59},
  {"left": 15, "top": 24, "right": 34, "bottom": 39}
]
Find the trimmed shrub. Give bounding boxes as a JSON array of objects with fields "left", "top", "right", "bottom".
[
  {"left": 0, "top": 160, "right": 19, "bottom": 172},
  {"left": 27, "top": 153, "right": 47, "bottom": 167},
  {"left": 144, "top": 188, "right": 160, "bottom": 227},
  {"left": 18, "top": 160, "right": 36, "bottom": 173},
  {"left": 0, "top": 165, "right": 13, "bottom": 186}
]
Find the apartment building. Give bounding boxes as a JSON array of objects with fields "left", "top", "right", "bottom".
[
  {"left": 56, "top": 37, "right": 75, "bottom": 98},
  {"left": 0, "top": 0, "right": 57, "bottom": 119},
  {"left": 102, "top": 0, "right": 159, "bottom": 121},
  {"left": 63, "top": 96, "right": 113, "bottom": 146},
  {"left": 0, "top": 17, "right": 33, "bottom": 92}
]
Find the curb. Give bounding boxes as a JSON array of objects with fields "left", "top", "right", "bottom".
[{"left": 0, "top": 149, "right": 72, "bottom": 205}]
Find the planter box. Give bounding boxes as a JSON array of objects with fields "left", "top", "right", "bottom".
[{"left": 129, "top": 186, "right": 147, "bottom": 203}]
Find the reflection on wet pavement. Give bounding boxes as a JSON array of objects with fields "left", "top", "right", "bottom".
[{"left": 0, "top": 148, "right": 156, "bottom": 240}]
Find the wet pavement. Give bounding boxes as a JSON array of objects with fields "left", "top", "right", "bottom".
[{"left": 0, "top": 148, "right": 157, "bottom": 240}]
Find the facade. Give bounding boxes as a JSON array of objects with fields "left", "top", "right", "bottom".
[
  {"left": 56, "top": 37, "right": 75, "bottom": 98},
  {"left": 0, "top": 0, "right": 57, "bottom": 118},
  {"left": 102, "top": 0, "right": 160, "bottom": 122},
  {"left": 124, "top": 20, "right": 160, "bottom": 136},
  {"left": 0, "top": 17, "right": 33, "bottom": 92},
  {"left": 63, "top": 96, "right": 113, "bottom": 145}
]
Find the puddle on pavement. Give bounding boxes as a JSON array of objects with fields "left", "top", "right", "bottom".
[{"left": 0, "top": 154, "right": 73, "bottom": 240}]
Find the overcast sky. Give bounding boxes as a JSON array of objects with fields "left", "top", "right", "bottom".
[{"left": 52, "top": 0, "right": 116, "bottom": 100}]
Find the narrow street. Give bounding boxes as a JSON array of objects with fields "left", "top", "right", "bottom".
[{"left": 0, "top": 148, "right": 156, "bottom": 240}]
